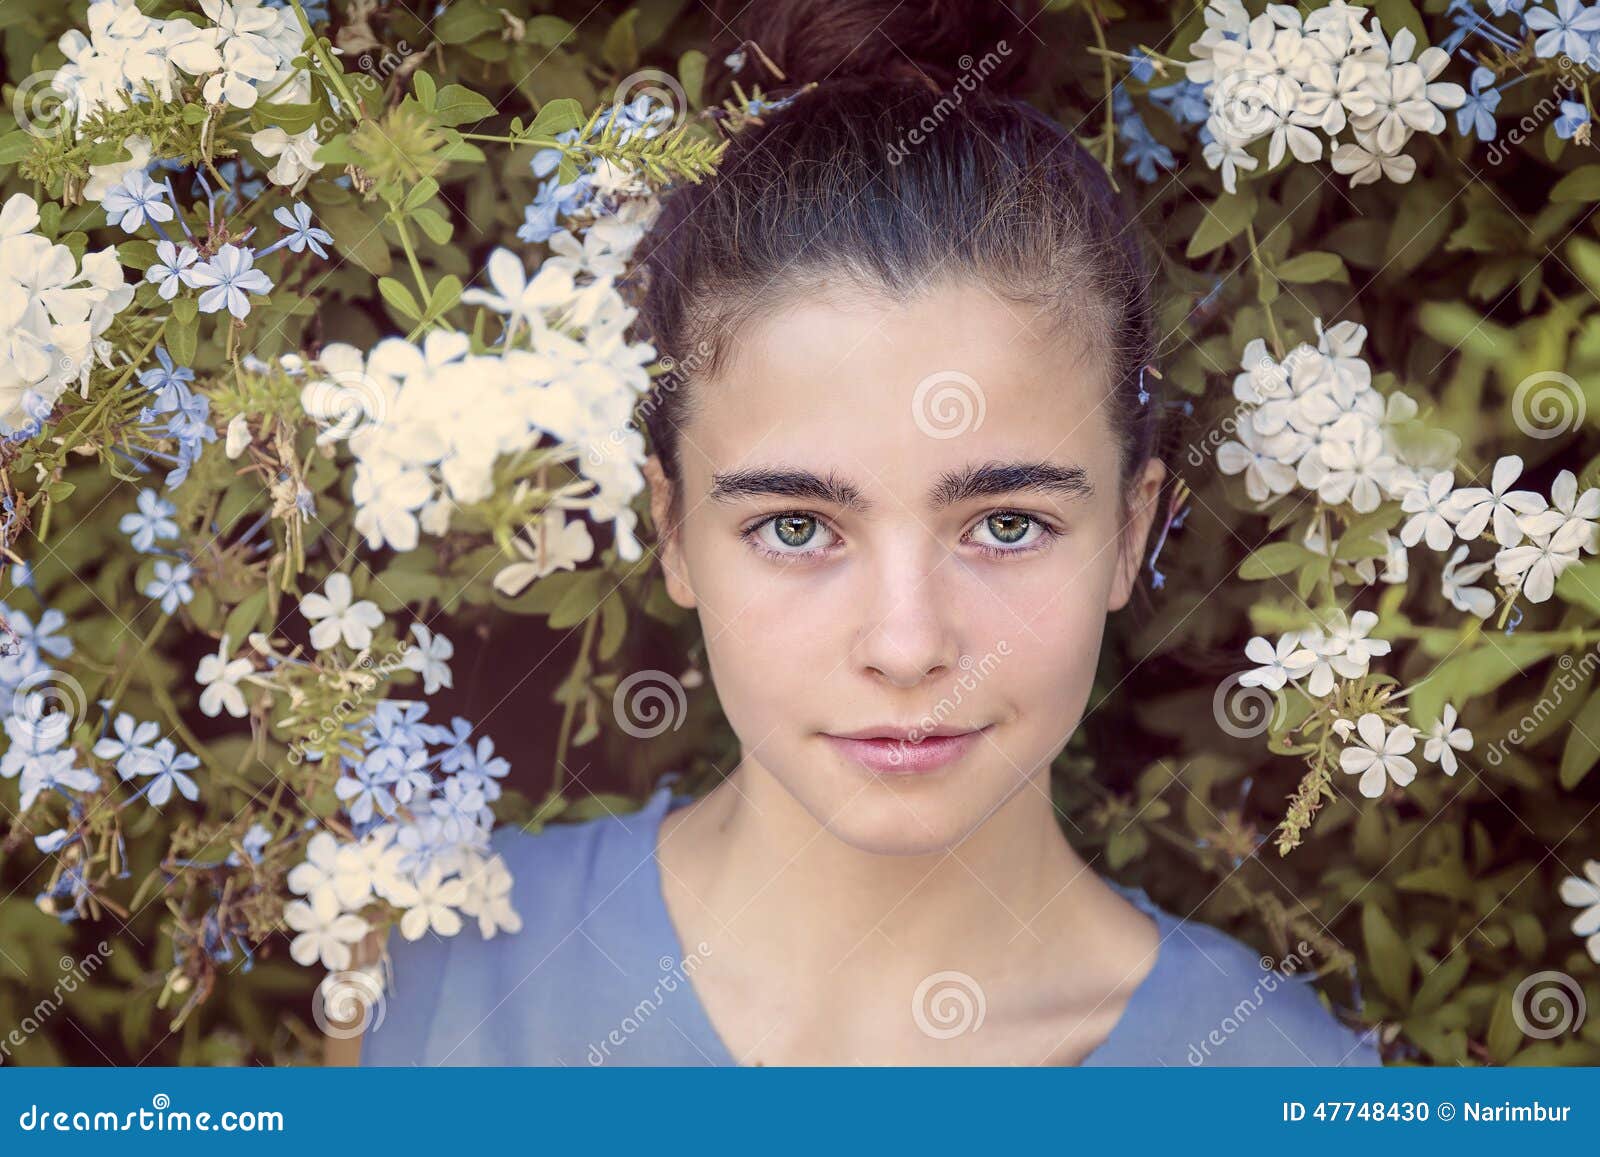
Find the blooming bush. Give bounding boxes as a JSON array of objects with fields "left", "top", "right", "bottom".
[{"left": 0, "top": 0, "right": 1598, "bottom": 1066}]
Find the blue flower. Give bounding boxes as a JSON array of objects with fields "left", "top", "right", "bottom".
[
  {"left": 18, "top": 749, "right": 99, "bottom": 811},
  {"left": 103, "top": 171, "right": 174, "bottom": 234},
  {"left": 188, "top": 244, "right": 274, "bottom": 319},
  {"left": 120, "top": 488, "right": 179, "bottom": 551},
  {"left": 1524, "top": 0, "right": 1600, "bottom": 61},
  {"left": 1455, "top": 68, "right": 1502, "bottom": 140},
  {"left": 1556, "top": 98, "right": 1592, "bottom": 138},
  {"left": 1149, "top": 79, "right": 1210, "bottom": 125},
  {"left": 1127, "top": 47, "right": 1156, "bottom": 84},
  {"left": 270, "top": 202, "right": 334, "bottom": 258},
  {"left": 136, "top": 738, "right": 201, "bottom": 807},
  {"left": 92, "top": 712, "right": 163, "bottom": 780},
  {"left": 145, "top": 240, "right": 199, "bottom": 300},
  {"left": 137, "top": 347, "right": 196, "bottom": 412},
  {"left": 226, "top": 821, "right": 274, "bottom": 866},
  {"left": 335, "top": 757, "right": 400, "bottom": 824},
  {"left": 144, "top": 559, "right": 195, "bottom": 613}
]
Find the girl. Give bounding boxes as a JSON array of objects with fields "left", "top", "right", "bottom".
[{"left": 360, "top": 0, "right": 1381, "bottom": 1067}]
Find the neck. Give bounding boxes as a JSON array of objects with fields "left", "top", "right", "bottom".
[{"left": 662, "top": 754, "right": 1096, "bottom": 965}]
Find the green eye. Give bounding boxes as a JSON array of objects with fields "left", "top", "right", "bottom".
[
  {"left": 773, "top": 515, "right": 818, "bottom": 547},
  {"left": 986, "top": 512, "right": 1031, "bottom": 544}
]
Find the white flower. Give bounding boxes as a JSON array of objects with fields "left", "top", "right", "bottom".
[
  {"left": 1443, "top": 455, "right": 1548, "bottom": 547},
  {"left": 301, "top": 572, "right": 384, "bottom": 651},
  {"left": 1516, "top": 469, "right": 1600, "bottom": 555},
  {"left": 1423, "top": 703, "right": 1472, "bottom": 776},
  {"left": 287, "top": 830, "right": 373, "bottom": 911},
  {"left": 1338, "top": 712, "right": 1418, "bottom": 798},
  {"left": 1441, "top": 544, "right": 1497, "bottom": 619},
  {"left": 398, "top": 868, "right": 467, "bottom": 940},
  {"left": 458, "top": 853, "right": 522, "bottom": 938},
  {"left": 1331, "top": 126, "right": 1416, "bottom": 186},
  {"left": 224, "top": 412, "right": 252, "bottom": 458},
  {"left": 1399, "top": 470, "right": 1461, "bottom": 552},
  {"left": 196, "top": 634, "right": 253, "bottom": 718},
  {"left": 1559, "top": 859, "right": 1600, "bottom": 964},
  {"left": 251, "top": 125, "right": 324, "bottom": 191},
  {"left": 1316, "top": 417, "right": 1393, "bottom": 512},
  {"left": 1495, "top": 532, "right": 1580, "bottom": 604},
  {"left": 284, "top": 891, "right": 369, "bottom": 970},
  {"left": 461, "top": 248, "right": 578, "bottom": 335},
  {"left": 1238, "top": 633, "right": 1314, "bottom": 690},
  {"left": 492, "top": 508, "right": 596, "bottom": 596},
  {"left": 402, "top": 623, "right": 454, "bottom": 694}
]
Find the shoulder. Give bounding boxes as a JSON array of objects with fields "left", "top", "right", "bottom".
[
  {"left": 360, "top": 793, "right": 675, "bottom": 1067},
  {"left": 1103, "top": 888, "right": 1382, "bottom": 1067}
]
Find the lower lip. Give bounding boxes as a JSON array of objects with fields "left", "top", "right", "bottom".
[{"left": 823, "top": 727, "right": 989, "bottom": 776}]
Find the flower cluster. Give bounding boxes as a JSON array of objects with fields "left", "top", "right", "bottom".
[
  {"left": 299, "top": 211, "right": 659, "bottom": 587},
  {"left": 284, "top": 699, "right": 520, "bottom": 971},
  {"left": 53, "top": 0, "right": 308, "bottom": 122},
  {"left": 1225, "top": 319, "right": 1598, "bottom": 813},
  {"left": 1184, "top": 0, "right": 1466, "bottom": 190},
  {"left": 1, "top": 194, "right": 135, "bottom": 438}
]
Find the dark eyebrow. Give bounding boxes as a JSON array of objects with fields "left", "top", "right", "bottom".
[{"left": 706, "top": 459, "right": 1093, "bottom": 513}]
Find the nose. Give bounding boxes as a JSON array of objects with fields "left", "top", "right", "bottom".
[{"left": 852, "top": 546, "right": 961, "bottom": 689}]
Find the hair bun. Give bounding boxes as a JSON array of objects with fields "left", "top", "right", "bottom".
[{"left": 709, "top": 0, "right": 1035, "bottom": 99}]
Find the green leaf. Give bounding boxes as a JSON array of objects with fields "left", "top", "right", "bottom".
[
  {"left": 1485, "top": 989, "right": 1524, "bottom": 1064},
  {"left": 425, "top": 274, "right": 462, "bottom": 321},
  {"left": 432, "top": 84, "right": 496, "bottom": 127},
  {"left": 402, "top": 176, "right": 440, "bottom": 212},
  {"left": 252, "top": 101, "right": 322, "bottom": 135},
  {"left": 1555, "top": 559, "right": 1600, "bottom": 615},
  {"left": 528, "top": 97, "right": 586, "bottom": 139},
  {"left": 413, "top": 70, "right": 437, "bottom": 111},
  {"left": 1560, "top": 688, "right": 1600, "bottom": 788},
  {"left": 378, "top": 277, "right": 422, "bottom": 321},
  {"left": 223, "top": 588, "right": 269, "bottom": 647},
  {"left": 433, "top": 0, "right": 501, "bottom": 44},
  {"left": 603, "top": 8, "right": 641, "bottom": 73},
  {"left": 1551, "top": 165, "right": 1600, "bottom": 202},
  {"left": 1275, "top": 251, "right": 1349, "bottom": 284},
  {"left": 117, "top": 240, "right": 158, "bottom": 270},
  {"left": 1238, "top": 541, "right": 1314, "bottom": 580},
  {"left": 1409, "top": 637, "right": 1563, "bottom": 731},
  {"left": 167, "top": 306, "right": 199, "bottom": 366},
  {"left": 598, "top": 591, "right": 628, "bottom": 660},
  {"left": 1185, "top": 189, "right": 1257, "bottom": 259},
  {"left": 1362, "top": 902, "right": 1413, "bottom": 1007},
  {"left": 312, "top": 201, "right": 392, "bottom": 276},
  {"left": 171, "top": 296, "right": 198, "bottom": 324},
  {"left": 679, "top": 49, "right": 708, "bottom": 109},
  {"left": 412, "top": 206, "right": 453, "bottom": 245},
  {"left": 1409, "top": 950, "right": 1470, "bottom": 1016}
]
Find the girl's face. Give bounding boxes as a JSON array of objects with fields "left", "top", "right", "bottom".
[{"left": 645, "top": 281, "right": 1165, "bottom": 856}]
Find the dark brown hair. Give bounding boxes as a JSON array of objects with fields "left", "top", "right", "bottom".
[{"left": 635, "top": 0, "right": 1161, "bottom": 522}]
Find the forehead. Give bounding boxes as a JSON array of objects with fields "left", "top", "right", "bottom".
[{"left": 682, "top": 281, "right": 1117, "bottom": 487}]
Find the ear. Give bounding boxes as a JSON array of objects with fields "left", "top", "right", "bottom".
[
  {"left": 643, "top": 454, "right": 697, "bottom": 610},
  {"left": 1107, "top": 458, "right": 1167, "bottom": 613}
]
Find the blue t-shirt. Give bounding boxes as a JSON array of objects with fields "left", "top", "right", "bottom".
[{"left": 361, "top": 784, "right": 1382, "bottom": 1066}]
